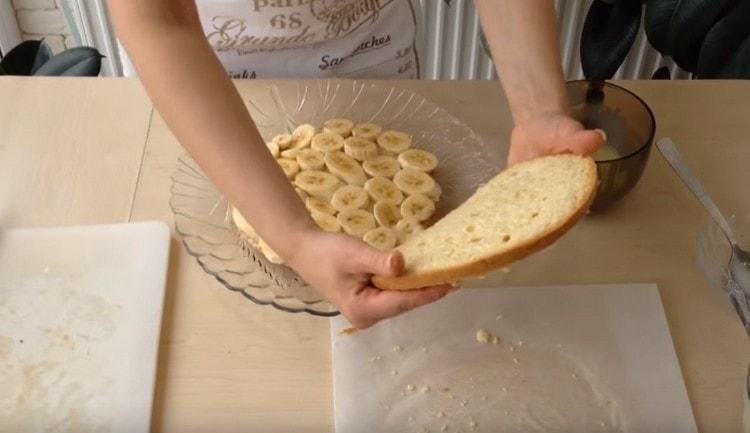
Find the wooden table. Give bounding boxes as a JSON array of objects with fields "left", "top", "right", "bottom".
[{"left": 1, "top": 76, "right": 749, "bottom": 432}]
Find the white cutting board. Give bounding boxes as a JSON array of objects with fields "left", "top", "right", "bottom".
[
  {"left": 0, "top": 222, "right": 171, "bottom": 433},
  {"left": 331, "top": 284, "right": 697, "bottom": 433}
]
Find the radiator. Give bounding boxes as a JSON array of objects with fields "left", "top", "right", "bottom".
[
  {"left": 422, "top": 0, "right": 690, "bottom": 80},
  {"left": 60, "top": 0, "right": 689, "bottom": 80}
]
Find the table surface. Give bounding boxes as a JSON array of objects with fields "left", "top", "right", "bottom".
[{"left": 1, "top": 76, "right": 749, "bottom": 433}]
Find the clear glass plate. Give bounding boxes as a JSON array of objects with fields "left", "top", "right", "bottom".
[{"left": 170, "top": 80, "right": 504, "bottom": 316}]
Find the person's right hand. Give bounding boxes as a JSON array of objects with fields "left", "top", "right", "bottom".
[{"left": 286, "top": 228, "right": 456, "bottom": 329}]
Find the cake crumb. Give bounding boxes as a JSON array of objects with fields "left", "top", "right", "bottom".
[
  {"left": 476, "top": 329, "right": 492, "bottom": 343},
  {"left": 339, "top": 327, "right": 358, "bottom": 336},
  {"left": 391, "top": 370, "right": 398, "bottom": 376},
  {"left": 460, "top": 400, "right": 467, "bottom": 407},
  {"left": 370, "top": 355, "right": 382, "bottom": 362},
  {"left": 393, "top": 344, "right": 403, "bottom": 352},
  {"left": 502, "top": 387, "right": 508, "bottom": 393},
  {"left": 440, "top": 424, "right": 448, "bottom": 432},
  {"left": 517, "top": 340, "right": 524, "bottom": 347},
  {"left": 408, "top": 416, "right": 415, "bottom": 422},
  {"left": 436, "top": 411, "right": 445, "bottom": 418},
  {"left": 406, "top": 384, "right": 416, "bottom": 392},
  {"left": 481, "top": 395, "right": 488, "bottom": 401},
  {"left": 496, "top": 314, "right": 503, "bottom": 320},
  {"left": 468, "top": 418, "right": 478, "bottom": 429},
  {"left": 421, "top": 346, "right": 428, "bottom": 353},
  {"left": 512, "top": 357, "right": 519, "bottom": 364},
  {"left": 421, "top": 385, "right": 431, "bottom": 394},
  {"left": 572, "top": 373, "right": 578, "bottom": 379},
  {"left": 509, "top": 346, "right": 516, "bottom": 352}
]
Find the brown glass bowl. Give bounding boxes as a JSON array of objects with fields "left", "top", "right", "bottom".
[{"left": 567, "top": 80, "right": 656, "bottom": 211}]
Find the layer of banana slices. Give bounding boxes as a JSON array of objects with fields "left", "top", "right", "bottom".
[{"left": 233, "top": 121, "right": 441, "bottom": 261}]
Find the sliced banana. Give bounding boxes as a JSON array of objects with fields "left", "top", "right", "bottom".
[
  {"left": 323, "top": 118, "right": 354, "bottom": 137},
  {"left": 352, "top": 122, "right": 382, "bottom": 141},
  {"left": 400, "top": 193, "right": 435, "bottom": 222},
  {"left": 363, "top": 227, "right": 397, "bottom": 250},
  {"left": 331, "top": 185, "right": 369, "bottom": 212},
  {"left": 289, "top": 123, "right": 316, "bottom": 149},
  {"left": 306, "top": 196, "right": 336, "bottom": 215},
  {"left": 393, "top": 168, "right": 436, "bottom": 195},
  {"left": 293, "top": 170, "right": 340, "bottom": 198},
  {"left": 311, "top": 210, "right": 341, "bottom": 233},
  {"left": 296, "top": 148, "right": 325, "bottom": 171},
  {"left": 395, "top": 217, "right": 424, "bottom": 243},
  {"left": 398, "top": 149, "right": 439, "bottom": 172},
  {"left": 277, "top": 158, "right": 300, "bottom": 179},
  {"left": 266, "top": 141, "right": 280, "bottom": 158},
  {"left": 280, "top": 148, "right": 304, "bottom": 159},
  {"left": 324, "top": 150, "right": 367, "bottom": 186},
  {"left": 365, "top": 176, "right": 404, "bottom": 205},
  {"left": 271, "top": 133, "right": 293, "bottom": 150},
  {"left": 344, "top": 136, "right": 378, "bottom": 161},
  {"left": 363, "top": 155, "right": 400, "bottom": 178},
  {"left": 337, "top": 209, "right": 376, "bottom": 237},
  {"left": 377, "top": 130, "right": 412, "bottom": 154},
  {"left": 311, "top": 132, "right": 345, "bottom": 152},
  {"left": 426, "top": 181, "right": 442, "bottom": 202},
  {"left": 373, "top": 201, "right": 402, "bottom": 228}
]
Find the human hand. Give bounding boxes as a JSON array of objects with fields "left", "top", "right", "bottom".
[
  {"left": 286, "top": 228, "right": 456, "bottom": 329},
  {"left": 507, "top": 112, "right": 606, "bottom": 166}
]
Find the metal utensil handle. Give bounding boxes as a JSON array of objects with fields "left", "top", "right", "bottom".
[{"left": 657, "top": 138, "right": 738, "bottom": 246}]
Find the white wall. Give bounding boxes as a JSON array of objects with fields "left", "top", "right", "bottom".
[{"left": 10, "top": 0, "right": 74, "bottom": 54}]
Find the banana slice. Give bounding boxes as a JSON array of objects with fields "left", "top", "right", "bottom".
[
  {"left": 365, "top": 176, "right": 404, "bottom": 205},
  {"left": 277, "top": 158, "right": 300, "bottom": 179},
  {"left": 373, "top": 201, "right": 402, "bottom": 228},
  {"left": 377, "top": 130, "right": 412, "bottom": 154},
  {"left": 294, "top": 170, "right": 340, "bottom": 198},
  {"left": 323, "top": 118, "right": 354, "bottom": 137},
  {"left": 289, "top": 123, "right": 316, "bottom": 149},
  {"left": 363, "top": 227, "right": 397, "bottom": 250},
  {"left": 393, "top": 168, "right": 435, "bottom": 195},
  {"left": 363, "top": 155, "right": 400, "bottom": 178},
  {"left": 306, "top": 196, "right": 336, "bottom": 215},
  {"left": 398, "top": 149, "right": 439, "bottom": 172},
  {"left": 337, "top": 209, "right": 376, "bottom": 237},
  {"left": 344, "top": 137, "right": 378, "bottom": 161},
  {"left": 395, "top": 217, "right": 424, "bottom": 243},
  {"left": 400, "top": 193, "right": 435, "bottom": 222},
  {"left": 271, "top": 133, "right": 293, "bottom": 150},
  {"left": 266, "top": 141, "right": 280, "bottom": 158},
  {"left": 331, "top": 185, "right": 369, "bottom": 212},
  {"left": 352, "top": 123, "right": 382, "bottom": 141},
  {"left": 280, "top": 148, "right": 304, "bottom": 159},
  {"left": 324, "top": 150, "right": 367, "bottom": 186},
  {"left": 426, "top": 181, "right": 442, "bottom": 202},
  {"left": 311, "top": 210, "right": 341, "bottom": 233},
  {"left": 296, "top": 148, "right": 325, "bottom": 171},
  {"left": 311, "top": 132, "right": 345, "bottom": 152}
]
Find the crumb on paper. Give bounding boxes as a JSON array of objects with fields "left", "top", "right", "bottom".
[
  {"left": 517, "top": 340, "right": 524, "bottom": 347},
  {"left": 502, "top": 387, "right": 508, "bottom": 393},
  {"left": 400, "top": 391, "right": 406, "bottom": 396},
  {"left": 509, "top": 346, "right": 516, "bottom": 352},
  {"left": 512, "top": 357, "right": 519, "bottom": 364},
  {"left": 418, "top": 428, "right": 429, "bottom": 433},
  {"left": 406, "top": 384, "right": 416, "bottom": 392},
  {"left": 481, "top": 395, "right": 488, "bottom": 401},
  {"left": 440, "top": 387, "right": 450, "bottom": 392},
  {"left": 421, "top": 385, "right": 431, "bottom": 394},
  {"left": 468, "top": 418, "right": 478, "bottom": 429},
  {"left": 339, "top": 327, "right": 358, "bottom": 336},
  {"left": 43, "top": 266, "right": 50, "bottom": 274},
  {"left": 408, "top": 416, "right": 415, "bottom": 422},
  {"left": 476, "top": 328, "right": 492, "bottom": 343},
  {"left": 440, "top": 424, "right": 448, "bottom": 432},
  {"left": 460, "top": 400, "right": 467, "bottom": 407},
  {"left": 436, "top": 411, "right": 445, "bottom": 418},
  {"left": 369, "top": 355, "right": 382, "bottom": 362},
  {"left": 448, "top": 393, "right": 455, "bottom": 399},
  {"left": 391, "top": 369, "right": 398, "bottom": 376},
  {"left": 496, "top": 314, "right": 503, "bottom": 320},
  {"left": 392, "top": 344, "right": 403, "bottom": 352},
  {"left": 421, "top": 346, "right": 428, "bottom": 353},
  {"left": 491, "top": 336, "right": 499, "bottom": 345},
  {"left": 572, "top": 373, "right": 578, "bottom": 379}
]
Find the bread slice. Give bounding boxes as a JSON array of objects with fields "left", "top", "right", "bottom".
[{"left": 372, "top": 154, "right": 597, "bottom": 290}]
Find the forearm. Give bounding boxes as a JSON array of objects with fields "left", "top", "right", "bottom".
[
  {"left": 108, "top": 2, "right": 314, "bottom": 260},
  {"left": 475, "top": 0, "right": 568, "bottom": 124}
]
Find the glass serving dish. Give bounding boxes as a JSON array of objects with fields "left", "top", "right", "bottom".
[{"left": 170, "top": 80, "right": 504, "bottom": 316}]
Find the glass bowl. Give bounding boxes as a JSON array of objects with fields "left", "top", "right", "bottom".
[
  {"left": 170, "top": 80, "right": 504, "bottom": 316},
  {"left": 567, "top": 80, "right": 656, "bottom": 211}
]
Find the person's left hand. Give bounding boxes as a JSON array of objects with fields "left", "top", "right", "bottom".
[{"left": 507, "top": 112, "right": 606, "bottom": 166}]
